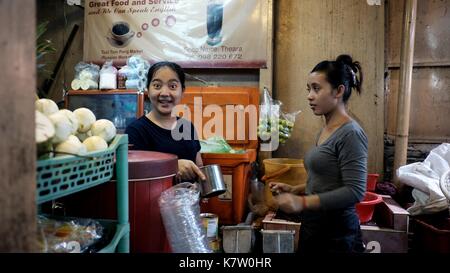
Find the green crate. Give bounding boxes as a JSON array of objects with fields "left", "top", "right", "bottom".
[
  {"left": 36, "top": 134, "right": 130, "bottom": 253},
  {"left": 36, "top": 135, "right": 127, "bottom": 204}
]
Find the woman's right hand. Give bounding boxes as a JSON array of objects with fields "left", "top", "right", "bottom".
[
  {"left": 268, "top": 182, "right": 293, "bottom": 195},
  {"left": 177, "top": 159, "right": 206, "bottom": 181}
]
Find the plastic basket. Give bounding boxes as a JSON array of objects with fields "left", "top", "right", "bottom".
[
  {"left": 355, "top": 192, "right": 383, "bottom": 223},
  {"left": 36, "top": 135, "right": 126, "bottom": 204}
]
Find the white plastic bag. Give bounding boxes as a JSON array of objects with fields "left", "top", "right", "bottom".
[
  {"left": 99, "top": 60, "right": 117, "bottom": 90},
  {"left": 71, "top": 62, "right": 100, "bottom": 90},
  {"left": 126, "top": 55, "right": 150, "bottom": 92},
  {"left": 397, "top": 143, "right": 450, "bottom": 215}
]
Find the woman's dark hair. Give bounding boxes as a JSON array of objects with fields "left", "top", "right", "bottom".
[
  {"left": 311, "top": 54, "right": 363, "bottom": 103},
  {"left": 147, "top": 61, "right": 186, "bottom": 90}
]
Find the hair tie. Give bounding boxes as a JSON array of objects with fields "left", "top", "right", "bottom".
[{"left": 350, "top": 68, "right": 357, "bottom": 86}]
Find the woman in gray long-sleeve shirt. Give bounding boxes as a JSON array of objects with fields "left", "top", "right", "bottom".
[{"left": 270, "top": 54, "right": 368, "bottom": 253}]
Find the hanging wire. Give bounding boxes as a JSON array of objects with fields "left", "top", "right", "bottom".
[{"left": 185, "top": 72, "right": 217, "bottom": 87}]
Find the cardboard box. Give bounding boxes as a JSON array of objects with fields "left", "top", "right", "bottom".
[
  {"left": 361, "top": 225, "right": 409, "bottom": 253},
  {"left": 374, "top": 195, "right": 409, "bottom": 231},
  {"left": 361, "top": 195, "right": 409, "bottom": 253}
]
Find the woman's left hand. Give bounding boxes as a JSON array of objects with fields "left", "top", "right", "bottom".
[{"left": 273, "top": 193, "right": 304, "bottom": 214}]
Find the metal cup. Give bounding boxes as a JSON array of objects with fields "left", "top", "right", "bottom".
[{"left": 198, "top": 164, "right": 226, "bottom": 198}]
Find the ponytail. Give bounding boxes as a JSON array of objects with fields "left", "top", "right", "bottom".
[{"left": 311, "top": 54, "right": 364, "bottom": 102}]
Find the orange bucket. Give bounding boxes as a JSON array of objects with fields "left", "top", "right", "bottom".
[{"left": 262, "top": 158, "right": 307, "bottom": 210}]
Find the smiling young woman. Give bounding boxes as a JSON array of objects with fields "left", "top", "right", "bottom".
[{"left": 125, "top": 61, "right": 205, "bottom": 182}]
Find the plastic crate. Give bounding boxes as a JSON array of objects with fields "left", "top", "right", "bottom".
[
  {"left": 36, "top": 135, "right": 125, "bottom": 204},
  {"left": 180, "top": 86, "right": 259, "bottom": 225},
  {"left": 36, "top": 134, "right": 130, "bottom": 253}
]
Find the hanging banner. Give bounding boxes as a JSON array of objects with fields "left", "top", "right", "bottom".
[{"left": 84, "top": 0, "right": 268, "bottom": 68}]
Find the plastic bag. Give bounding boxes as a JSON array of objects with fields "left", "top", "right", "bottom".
[
  {"left": 37, "top": 215, "right": 103, "bottom": 253},
  {"left": 397, "top": 143, "right": 450, "bottom": 215},
  {"left": 117, "top": 65, "right": 129, "bottom": 89},
  {"left": 99, "top": 60, "right": 118, "bottom": 90},
  {"left": 71, "top": 62, "right": 100, "bottom": 90},
  {"left": 200, "top": 136, "right": 244, "bottom": 154},
  {"left": 258, "top": 87, "right": 301, "bottom": 145},
  {"left": 126, "top": 55, "right": 150, "bottom": 92},
  {"left": 158, "top": 183, "right": 211, "bottom": 253}
]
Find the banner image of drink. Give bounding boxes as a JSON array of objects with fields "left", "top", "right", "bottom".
[
  {"left": 84, "top": 0, "right": 269, "bottom": 68},
  {"left": 206, "top": 0, "right": 224, "bottom": 47}
]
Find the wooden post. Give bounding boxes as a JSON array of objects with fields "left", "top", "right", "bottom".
[
  {"left": 393, "top": 0, "right": 418, "bottom": 188},
  {"left": 0, "top": 0, "right": 37, "bottom": 252},
  {"left": 259, "top": 0, "right": 274, "bottom": 165}
]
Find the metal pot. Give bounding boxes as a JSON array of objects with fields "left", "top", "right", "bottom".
[{"left": 198, "top": 164, "right": 226, "bottom": 198}]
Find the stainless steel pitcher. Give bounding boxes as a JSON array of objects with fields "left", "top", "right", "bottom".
[{"left": 198, "top": 164, "right": 226, "bottom": 198}]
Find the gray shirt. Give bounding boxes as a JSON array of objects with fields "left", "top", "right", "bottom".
[{"left": 304, "top": 120, "right": 368, "bottom": 210}]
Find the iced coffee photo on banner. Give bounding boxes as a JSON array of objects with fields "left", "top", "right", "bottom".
[{"left": 206, "top": 0, "right": 224, "bottom": 47}]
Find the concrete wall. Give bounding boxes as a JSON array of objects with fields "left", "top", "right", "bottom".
[{"left": 273, "top": 0, "right": 385, "bottom": 174}]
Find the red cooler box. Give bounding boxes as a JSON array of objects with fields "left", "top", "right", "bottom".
[
  {"left": 180, "top": 86, "right": 259, "bottom": 225},
  {"left": 61, "top": 151, "right": 178, "bottom": 253}
]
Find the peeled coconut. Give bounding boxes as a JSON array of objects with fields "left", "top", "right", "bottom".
[
  {"left": 67, "top": 135, "right": 81, "bottom": 144},
  {"left": 83, "top": 136, "right": 108, "bottom": 152},
  {"left": 74, "top": 108, "right": 96, "bottom": 133},
  {"left": 58, "top": 109, "right": 79, "bottom": 134},
  {"left": 80, "top": 81, "right": 90, "bottom": 90},
  {"left": 36, "top": 110, "right": 55, "bottom": 144},
  {"left": 55, "top": 135, "right": 87, "bottom": 156},
  {"left": 36, "top": 99, "right": 59, "bottom": 116},
  {"left": 71, "top": 79, "right": 81, "bottom": 90},
  {"left": 91, "top": 119, "right": 117, "bottom": 142},
  {"left": 76, "top": 130, "right": 92, "bottom": 142},
  {"left": 48, "top": 112, "right": 73, "bottom": 144}
]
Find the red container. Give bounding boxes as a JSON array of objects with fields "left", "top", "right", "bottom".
[
  {"left": 414, "top": 216, "right": 450, "bottom": 253},
  {"left": 61, "top": 151, "right": 178, "bottom": 253},
  {"left": 355, "top": 192, "right": 383, "bottom": 223},
  {"left": 367, "top": 174, "right": 379, "bottom": 192}
]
